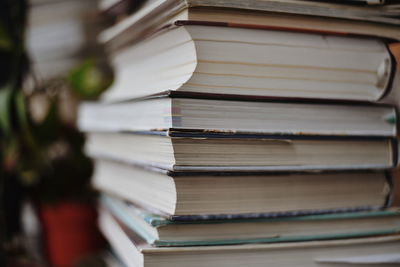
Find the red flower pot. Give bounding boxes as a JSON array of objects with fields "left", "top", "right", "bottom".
[{"left": 38, "top": 201, "right": 104, "bottom": 267}]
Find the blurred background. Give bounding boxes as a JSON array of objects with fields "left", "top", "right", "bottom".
[{"left": 0, "top": 0, "right": 143, "bottom": 266}]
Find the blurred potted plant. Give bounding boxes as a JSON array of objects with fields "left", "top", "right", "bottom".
[
  {"left": 25, "top": 81, "right": 103, "bottom": 267},
  {"left": 28, "top": 56, "right": 112, "bottom": 266},
  {"left": 0, "top": 0, "right": 113, "bottom": 265}
]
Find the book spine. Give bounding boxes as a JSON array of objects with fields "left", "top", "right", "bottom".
[
  {"left": 378, "top": 42, "right": 400, "bottom": 102},
  {"left": 390, "top": 168, "right": 400, "bottom": 207},
  {"left": 392, "top": 138, "right": 398, "bottom": 167}
]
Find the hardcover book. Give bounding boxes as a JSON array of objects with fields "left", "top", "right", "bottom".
[
  {"left": 92, "top": 159, "right": 392, "bottom": 215},
  {"left": 79, "top": 95, "right": 397, "bottom": 136},
  {"left": 86, "top": 131, "right": 397, "bottom": 172},
  {"left": 99, "top": 210, "right": 400, "bottom": 267},
  {"left": 101, "top": 195, "right": 400, "bottom": 247},
  {"left": 100, "top": 23, "right": 396, "bottom": 102},
  {"left": 100, "top": 0, "right": 400, "bottom": 48}
]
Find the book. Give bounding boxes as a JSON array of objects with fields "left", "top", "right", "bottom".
[
  {"left": 99, "top": 209, "right": 400, "bottom": 267},
  {"left": 391, "top": 168, "right": 400, "bottom": 207},
  {"left": 100, "top": 0, "right": 400, "bottom": 51},
  {"left": 100, "top": 23, "right": 395, "bottom": 102},
  {"left": 92, "top": 159, "right": 391, "bottom": 215},
  {"left": 100, "top": 0, "right": 400, "bottom": 28},
  {"left": 86, "top": 131, "right": 397, "bottom": 171},
  {"left": 78, "top": 95, "right": 397, "bottom": 136},
  {"left": 380, "top": 43, "right": 400, "bottom": 108},
  {"left": 101, "top": 195, "right": 400, "bottom": 247}
]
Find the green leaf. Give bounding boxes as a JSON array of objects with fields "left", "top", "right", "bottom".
[
  {"left": 68, "top": 58, "right": 113, "bottom": 100},
  {"left": 33, "top": 100, "right": 60, "bottom": 145},
  {"left": 0, "top": 86, "right": 13, "bottom": 137},
  {"left": 15, "top": 90, "right": 29, "bottom": 131},
  {"left": 0, "top": 22, "right": 13, "bottom": 51},
  {"left": 15, "top": 90, "right": 37, "bottom": 150}
]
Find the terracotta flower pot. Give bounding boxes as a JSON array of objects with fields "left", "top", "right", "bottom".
[{"left": 38, "top": 201, "right": 104, "bottom": 267}]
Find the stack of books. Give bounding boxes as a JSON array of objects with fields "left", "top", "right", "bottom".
[{"left": 78, "top": 0, "right": 400, "bottom": 266}]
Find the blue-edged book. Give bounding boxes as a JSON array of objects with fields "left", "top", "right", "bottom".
[{"left": 100, "top": 195, "right": 400, "bottom": 247}]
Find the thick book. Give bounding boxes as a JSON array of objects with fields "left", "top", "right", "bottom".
[
  {"left": 92, "top": 158, "right": 391, "bottom": 215},
  {"left": 99, "top": 210, "right": 400, "bottom": 267},
  {"left": 86, "top": 131, "right": 397, "bottom": 171},
  {"left": 100, "top": 0, "right": 400, "bottom": 48},
  {"left": 101, "top": 0, "right": 400, "bottom": 24},
  {"left": 78, "top": 95, "right": 397, "bottom": 136},
  {"left": 101, "top": 195, "right": 400, "bottom": 247},
  {"left": 100, "top": 23, "right": 395, "bottom": 102}
]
